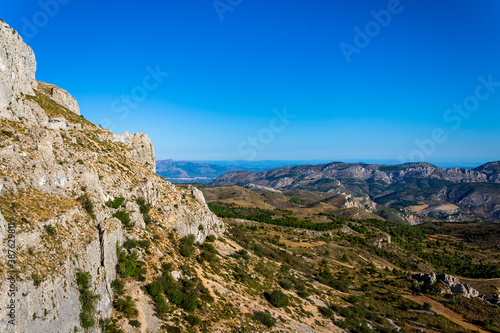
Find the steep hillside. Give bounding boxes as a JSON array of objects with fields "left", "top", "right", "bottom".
[
  {"left": 212, "top": 161, "right": 500, "bottom": 222},
  {"left": 0, "top": 20, "right": 224, "bottom": 332}
]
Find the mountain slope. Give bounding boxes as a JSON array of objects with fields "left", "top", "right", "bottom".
[
  {"left": 0, "top": 20, "right": 223, "bottom": 332},
  {"left": 212, "top": 161, "right": 500, "bottom": 222}
]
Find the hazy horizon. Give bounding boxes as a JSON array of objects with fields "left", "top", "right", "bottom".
[{"left": 158, "top": 158, "right": 496, "bottom": 169}]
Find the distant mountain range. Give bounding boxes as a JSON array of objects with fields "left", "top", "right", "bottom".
[
  {"left": 211, "top": 161, "right": 500, "bottom": 222},
  {"left": 155, "top": 159, "right": 329, "bottom": 183}
]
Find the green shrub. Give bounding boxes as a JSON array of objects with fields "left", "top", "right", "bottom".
[
  {"left": 114, "top": 296, "right": 138, "bottom": 318},
  {"left": 101, "top": 318, "right": 124, "bottom": 333},
  {"left": 280, "top": 264, "right": 291, "bottom": 273},
  {"left": 32, "top": 273, "right": 42, "bottom": 287},
  {"left": 165, "top": 326, "right": 181, "bottom": 333},
  {"left": 76, "top": 271, "right": 100, "bottom": 328},
  {"left": 179, "top": 235, "right": 196, "bottom": 257},
  {"left": 78, "top": 194, "right": 96, "bottom": 220},
  {"left": 1, "top": 130, "right": 13, "bottom": 137},
  {"left": 337, "top": 320, "right": 348, "bottom": 329},
  {"left": 266, "top": 290, "right": 289, "bottom": 308},
  {"left": 44, "top": 224, "right": 56, "bottom": 236},
  {"left": 117, "top": 250, "right": 146, "bottom": 280},
  {"left": 232, "top": 249, "right": 250, "bottom": 260},
  {"left": 296, "top": 285, "right": 310, "bottom": 298},
  {"left": 111, "top": 279, "right": 125, "bottom": 296},
  {"left": 186, "top": 314, "right": 202, "bottom": 326},
  {"left": 136, "top": 197, "right": 152, "bottom": 225},
  {"left": 181, "top": 293, "right": 198, "bottom": 312},
  {"left": 113, "top": 210, "right": 131, "bottom": 228},
  {"left": 279, "top": 279, "right": 293, "bottom": 290},
  {"left": 206, "top": 235, "right": 216, "bottom": 242},
  {"left": 423, "top": 302, "right": 432, "bottom": 311},
  {"left": 255, "top": 311, "right": 275, "bottom": 328},
  {"left": 168, "top": 289, "right": 184, "bottom": 305},
  {"left": 318, "top": 306, "right": 334, "bottom": 318},
  {"left": 128, "top": 320, "right": 141, "bottom": 328},
  {"left": 124, "top": 239, "right": 138, "bottom": 249},
  {"left": 154, "top": 294, "right": 168, "bottom": 314},
  {"left": 106, "top": 197, "right": 125, "bottom": 209}
]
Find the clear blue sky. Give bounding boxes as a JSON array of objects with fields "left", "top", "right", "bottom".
[{"left": 2, "top": 0, "right": 500, "bottom": 165}]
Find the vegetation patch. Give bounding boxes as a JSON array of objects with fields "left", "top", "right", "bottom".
[
  {"left": 76, "top": 271, "right": 100, "bottom": 329},
  {"left": 117, "top": 249, "right": 146, "bottom": 281},
  {"left": 255, "top": 311, "right": 276, "bottom": 328},
  {"left": 265, "top": 290, "right": 289, "bottom": 308},
  {"left": 78, "top": 194, "right": 96, "bottom": 220},
  {"left": 106, "top": 197, "right": 125, "bottom": 209},
  {"left": 113, "top": 210, "right": 131, "bottom": 228},
  {"left": 136, "top": 196, "right": 152, "bottom": 225}
]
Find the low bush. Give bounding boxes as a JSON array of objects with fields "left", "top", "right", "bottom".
[
  {"left": 255, "top": 311, "right": 276, "bottom": 328},
  {"left": 279, "top": 279, "right": 293, "bottom": 290},
  {"left": 106, "top": 197, "right": 125, "bottom": 209},
  {"left": 186, "top": 314, "right": 202, "bottom": 326},
  {"left": 318, "top": 306, "right": 334, "bottom": 318},
  {"left": 266, "top": 290, "right": 289, "bottom": 308},
  {"left": 154, "top": 294, "right": 168, "bottom": 314},
  {"left": 179, "top": 234, "right": 196, "bottom": 257},
  {"left": 136, "top": 197, "right": 152, "bottom": 225},
  {"left": 117, "top": 250, "right": 146, "bottom": 281},
  {"left": 78, "top": 194, "right": 96, "bottom": 220},
  {"left": 114, "top": 296, "right": 138, "bottom": 319},
  {"left": 113, "top": 211, "right": 131, "bottom": 228},
  {"left": 44, "top": 224, "right": 56, "bottom": 236},
  {"left": 111, "top": 278, "right": 125, "bottom": 296}
]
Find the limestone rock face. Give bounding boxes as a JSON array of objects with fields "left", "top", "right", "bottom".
[
  {"left": 0, "top": 20, "right": 224, "bottom": 332},
  {"left": 412, "top": 273, "right": 481, "bottom": 299},
  {"left": 125, "top": 200, "right": 146, "bottom": 229},
  {"left": 37, "top": 81, "right": 80, "bottom": 115},
  {"left": 112, "top": 131, "right": 156, "bottom": 172},
  {"left": 0, "top": 20, "right": 37, "bottom": 120}
]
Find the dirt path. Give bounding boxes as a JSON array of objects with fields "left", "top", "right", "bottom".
[{"left": 403, "top": 295, "right": 489, "bottom": 333}]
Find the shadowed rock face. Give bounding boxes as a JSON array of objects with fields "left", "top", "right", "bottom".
[{"left": 0, "top": 20, "right": 223, "bottom": 332}]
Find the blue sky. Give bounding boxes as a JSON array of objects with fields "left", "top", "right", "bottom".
[{"left": 2, "top": 0, "right": 500, "bottom": 165}]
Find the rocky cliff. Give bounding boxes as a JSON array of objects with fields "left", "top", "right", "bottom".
[{"left": 0, "top": 20, "right": 223, "bottom": 332}]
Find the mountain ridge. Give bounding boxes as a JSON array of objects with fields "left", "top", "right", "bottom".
[{"left": 212, "top": 161, "right": 500, "bottom": 222}]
